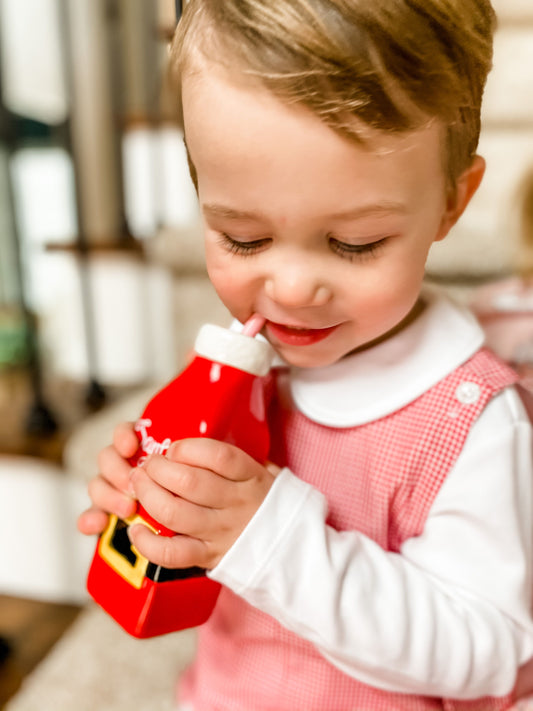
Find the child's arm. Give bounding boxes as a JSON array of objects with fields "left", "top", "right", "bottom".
[
  {"left": 130, "top": 388, "right": 531, "bottom": 701},
  {"left": 85, "top": 390, "right": 532, "bottom": 701},
  {"left": 204, "top": 389, "right": 533, "bottom": 700},
  {"left": 77, "top": 422, "right": 138, "bottom": 536}
]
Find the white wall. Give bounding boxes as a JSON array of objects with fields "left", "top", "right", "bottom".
[{"left": 427, "top": 6, "right": 533, "bottom": 277}]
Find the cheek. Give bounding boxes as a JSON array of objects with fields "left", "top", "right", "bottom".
[
  {"left": 204, "top": 236, "right": 263, "bottom": 308},
  {"left": 353, "top": 264, "right": 424, "bottom": 325},
  {"left": 374, "top": 238, "right": 433, "bottom": 297},
  {"left": 204, "top": 242, "right": 229, "bottom": 293},
  {"left": 206, "top": 261, "right": 252, "bottom": 315},
  {"left": 207, "top": 262, "right": 232, "bottom": 297}
]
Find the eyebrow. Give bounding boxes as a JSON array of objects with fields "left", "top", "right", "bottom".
[
  {"left": 203, "top": 204, "right": 265, "bottom": 221},
  {"left": 202, "top": 202, "right": 407, "bottom": 222},
  {"left": 329, "top": 202, "right": 408, "bottom": 220}
]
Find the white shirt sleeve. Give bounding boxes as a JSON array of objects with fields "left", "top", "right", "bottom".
[{"left": 208, "top": 386, "right": 533, "bottom": 699}]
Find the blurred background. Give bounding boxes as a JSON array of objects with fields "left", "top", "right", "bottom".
[
  {"left": 0, "top": 0, "right": 532, "bottom": 708},
  {"left": 0, "top": 0, "right": 228, "bottom": 464}
]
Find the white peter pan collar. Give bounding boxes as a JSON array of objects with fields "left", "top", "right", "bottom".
[{"left": 288, "top": 287, "right": 486, "bottom": 427}]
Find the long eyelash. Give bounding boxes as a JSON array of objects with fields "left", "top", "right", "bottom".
[
  {"left": 218, "top": 232, "right": 270, "bottom": 256},
  {"left": 328, "top": 237, "right": 388, "bottom": 261}
]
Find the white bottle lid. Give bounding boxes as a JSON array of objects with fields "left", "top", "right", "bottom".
[{"left": 194, "top": 324, "right": 274, "bottom": 376}]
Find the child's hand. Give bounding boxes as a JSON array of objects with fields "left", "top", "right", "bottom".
[
  {"left": 128, "top": 438, "right": 278, "bottom": 570},
  {"left": 77, "top": 421, "right": 139, "bottom": 536}
]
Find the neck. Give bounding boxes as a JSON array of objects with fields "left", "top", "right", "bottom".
[{"left": 346, "top": 297, "right": 426, "bottom": 358}]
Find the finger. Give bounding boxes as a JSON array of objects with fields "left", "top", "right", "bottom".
[
  {"left": 128, "top": 523, "right": 211, "bottom": 569},
  {"left": 142, "top": 454, "right": 231, "bottom": 508},
  {"left": 167, "top": 438, "right": 260, "bottom": 483},
  {"left": 266, "top": 461, "right": 282, "bottom": 477},
  {"left": 97, "top": 443, "right": 135, "bottom": 496},
  {"left": 112, "top": 421, "right": 140, "bottom": 459},
  {"left": 88, "top": 474, "right": 137, "bottom": 520},
  {"left": 131, "top": 467, "right": 210, "bottom": 536},
  {"left": 130, "top": 466, "right": 215, "bottom": 537},
  {"left": 77, "top": 507, "right": 109, "bottom": 536}
]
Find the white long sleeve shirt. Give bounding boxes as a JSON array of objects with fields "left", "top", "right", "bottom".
[{"left": 209, "top": 289, "right": 533, "bottom": 699}]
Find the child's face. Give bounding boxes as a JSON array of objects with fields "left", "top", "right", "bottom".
[{"left": 183, "top": 64, "right": 469, "bottom": 368}]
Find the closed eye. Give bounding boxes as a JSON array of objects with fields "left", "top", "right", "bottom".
[
  {"left": 328, "top": 236, "right": 389, "bottom": 260},
  {"left": 217, "top": 232, "right": 271, "bottom": 256}
]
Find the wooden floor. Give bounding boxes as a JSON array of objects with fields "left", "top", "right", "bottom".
[{"left": 0, "top": 595, "right": 82, "bottom": 709}]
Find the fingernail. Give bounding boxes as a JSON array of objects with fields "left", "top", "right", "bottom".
[
  {"left": 127, "top": 468, "right": 138, "bottom": 496},
  {"left": 127, "top": 524, "right": 142, "bottom": 557}
]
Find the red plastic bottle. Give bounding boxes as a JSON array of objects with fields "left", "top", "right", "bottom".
[{"left": 87, "top": 321, "right": 273, "bottom": 638}]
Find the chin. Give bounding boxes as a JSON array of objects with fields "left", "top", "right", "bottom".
[{"left": 275, "top": 345, "right": 347, "bottom": 369}]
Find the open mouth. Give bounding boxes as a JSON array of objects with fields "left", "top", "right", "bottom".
[{"left": 265, "top": 321, "right": 338, "bottom": 346}]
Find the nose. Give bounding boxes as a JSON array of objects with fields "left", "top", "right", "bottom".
[{"left": 264, "top": 263, "right": 331, "bottom": 308}]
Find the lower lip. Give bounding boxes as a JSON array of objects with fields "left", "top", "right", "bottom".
[{"left": 265, "top": 321, "right": 338, "bottom": 346}]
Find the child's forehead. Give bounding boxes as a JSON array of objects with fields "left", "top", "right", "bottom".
[
  {"left": 182, "top": 63, "right": 448, "bottom": 221},
  {"left": 182, "top": 58, "right": 443, "bottom": 162},
  {"left": 172, "top": 0, "right": 495, "bottom": 187}
]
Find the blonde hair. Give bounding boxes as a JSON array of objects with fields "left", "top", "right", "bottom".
[
  {"left": 171, "top": 0, "right": 496, "bottom": 187},
  {"left": 517, "top": 167, "right": 533, "bottom": 277}
]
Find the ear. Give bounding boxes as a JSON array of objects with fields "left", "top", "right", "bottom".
[{"left": 435, "top": 155, "right": 486, "bottom": 242}]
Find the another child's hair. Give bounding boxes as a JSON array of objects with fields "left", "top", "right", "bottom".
[
  {"left": 517, "top": 167, "right": 533, "bottom": 277},
  {"left": 171, "top": 0, "right": 496, "bottom": 187}
]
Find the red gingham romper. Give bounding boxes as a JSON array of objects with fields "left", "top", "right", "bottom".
[{"left": 179, "top": 348, "right": 520, "bottom": 711}]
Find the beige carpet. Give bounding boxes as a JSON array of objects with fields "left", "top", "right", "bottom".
[{"left": 5, "top": 603, "right": 196, "bottom": 711}]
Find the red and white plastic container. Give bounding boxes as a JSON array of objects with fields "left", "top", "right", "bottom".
[{"left": 87, "top": 318, "right": 273, "bottom": 638}]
